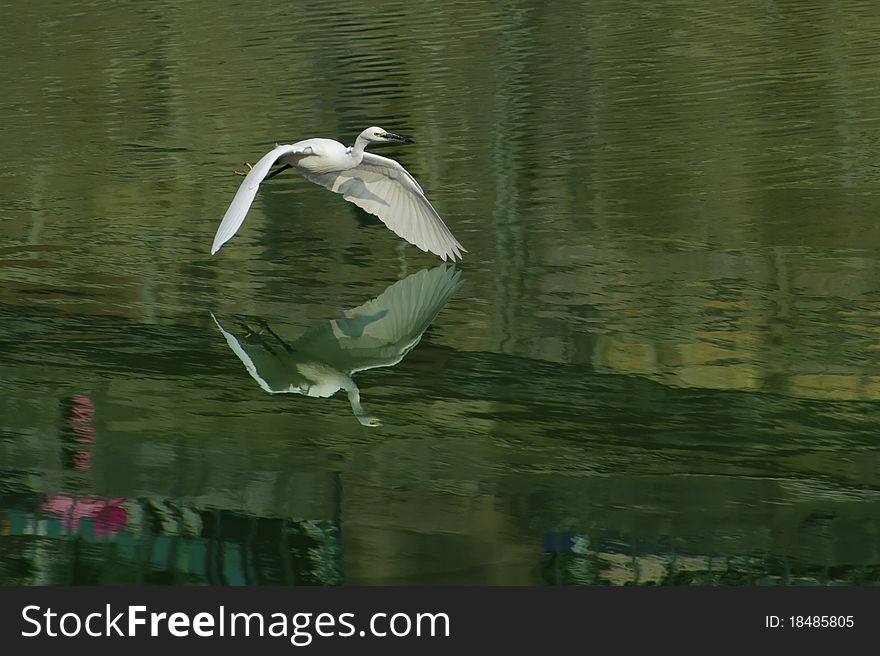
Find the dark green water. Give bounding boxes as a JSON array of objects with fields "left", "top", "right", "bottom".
[{"left": 2, "top": 0, "right": 880, "bottom": 585}]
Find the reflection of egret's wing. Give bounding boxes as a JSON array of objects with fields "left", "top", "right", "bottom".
[
  {"left": 211, "top": 264, "right": 463, "bottom": 427},
  {"left": 295, "top": 264, "right": 464, "bottom": 373},
  {"left": 213, "top": 314, "right": 378, "bottom": 426},
  {"left": 211, "top": 313, "right": 309, "bottom": 394}
]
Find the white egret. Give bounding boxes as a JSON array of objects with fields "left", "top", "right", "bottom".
[
  {"left": 211, "top": 264, "right": 464, "bottom": 427},
  {"left": 211, "top": 127, "right": 466, "bottom": 261}
]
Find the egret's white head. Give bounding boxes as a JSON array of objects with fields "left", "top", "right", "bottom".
[
  {"left": 358, "top": 415, "right": 383, "bottom": 428},
  {"left": 360, "top": 126, "right": 414, "bottom": 144}
]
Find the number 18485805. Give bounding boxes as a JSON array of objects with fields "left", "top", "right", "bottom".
[{"left": 765, "top": 615, "right": 854, "bottom": 628}]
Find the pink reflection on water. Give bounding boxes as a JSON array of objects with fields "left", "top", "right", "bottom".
[
  {"left": 41, "top": 495, "right": 128, "bottom": 536},
  {"left": 70, "top": 394, "right": 96, "bottom": 455},
  {"left": 41, "top": 394, "right": 128, "bottom": 536}
]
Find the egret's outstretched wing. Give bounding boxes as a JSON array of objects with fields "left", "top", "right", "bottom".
[
  {"left": 211, "top": 144, "right": 311, "bottom": 254},
  {"left": 303, "top": 153, "right": 466, "bottom": 261}
]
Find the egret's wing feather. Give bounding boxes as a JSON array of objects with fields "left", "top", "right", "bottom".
[
  {"left": 211, "top": 144, "right": 309, "bottom": 254},
  {"left": 303, "top": 153, "right": 466, "bottom": 261}
]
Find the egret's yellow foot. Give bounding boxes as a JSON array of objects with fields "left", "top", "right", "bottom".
[{"left": 234, "top": 162, "right": 254, "bottom": 176}]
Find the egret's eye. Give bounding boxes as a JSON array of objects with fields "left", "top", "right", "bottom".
[{"left": 374, "top": 132, "right": 384, "bottom": 137}]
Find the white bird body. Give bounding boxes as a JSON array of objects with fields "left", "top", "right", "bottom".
[
  {"left": 281, "top": 138, "right": 352, "bottom": 174},
  {"left": 211, "top": 127, "right": 466, "bottom": 261}
]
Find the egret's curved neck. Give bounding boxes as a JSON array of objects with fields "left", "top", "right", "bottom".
[
  {"left": 342, "top": 377, "right": 380, "bottom": 427},
  {"left": 351, "top": 130, "right": 373, "bottom": 158}
]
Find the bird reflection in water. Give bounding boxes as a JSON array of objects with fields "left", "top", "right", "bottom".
[{"left": 212, "top": 264, "right": 463, "bottom": 426}]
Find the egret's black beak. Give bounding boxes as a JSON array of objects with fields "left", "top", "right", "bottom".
[{"left": 385, "top": 132, "right": 414, "bottom": 144}]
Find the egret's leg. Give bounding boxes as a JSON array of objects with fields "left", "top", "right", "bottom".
[
  {"left": 232, "top": 319, "right": 279, "bottom": 353},
  {"left": 260, "top": 323, "right": 295, "bottom": 352},
  {"left": 234, "top": 162, "right": 253, "bottom": 176},
  {"left": 264, "top": 163, "right": 292, "bottom": 180},
  {"left": 232, "top": 317, "right": 262, "bottom": 338}
]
